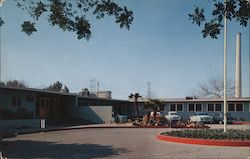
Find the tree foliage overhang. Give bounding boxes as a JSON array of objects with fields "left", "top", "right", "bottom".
[
  {"left": 0, "top": 0, "right": 134, "bottom": 41},
  {"left": 189, "top": 0, "right": 250, "bottom": 39}
]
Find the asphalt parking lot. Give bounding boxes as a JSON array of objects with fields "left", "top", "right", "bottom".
[{"left": 1, "top": 124, "right": 250, "bottom": 159}]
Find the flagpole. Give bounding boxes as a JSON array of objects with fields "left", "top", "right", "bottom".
[{"left": 223, "top": 0, "right": 228, "bottom": 133}]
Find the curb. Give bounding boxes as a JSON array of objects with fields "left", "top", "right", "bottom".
[
  {"left": 16, "top": 126, "right": 166, "bottom": 135},
  {"left": 233, "top": 121, "right": 250, "bottom": 125},
  {"left": 157, "top": 134, "right": 250, "bottom": 147},
  {"left": 17, "top": 125, "right": 211, "bottom": 135}
]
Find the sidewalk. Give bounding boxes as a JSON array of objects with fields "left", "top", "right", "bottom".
[{"left": 16, "top": 123, "right": 135, "bottom": 135}]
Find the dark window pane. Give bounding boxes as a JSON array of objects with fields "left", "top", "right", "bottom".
[
  {"left": 12, "top": 97, "right": 17, "bottom": 106},
  {"left": 17, "top": 97, "right": 21, "bottom": 106},
  {"left": 159, "top": 105, "right": 164, "bottom": 111},
  {"left": 215, "top": 104, "right": 222, "bottom": 111},
  {"left": 170, "top": 104, "right": 176, "bottom": 111},
  {"left": 208, "top": 104, "right": 214, "bottom": 111},
  {"left": 228, "top": 103, "right": 235, "bottom": 111},
  {"left": 26, "top": 95, "right": 34, "bottom": 102},
  {"left": 177, "top": 104, "right": 183, "bottom": 111},
  {"left": 196, "top": 104, "right": 202, "bottom": 111},
  {"left": 236, "top": 104, "right": 243, "bottom": 112},
  {"left": 188, "top": 104, "right": 194, "bottom": 111}
]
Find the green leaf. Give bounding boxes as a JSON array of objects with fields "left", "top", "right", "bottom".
[{"left": 21, "top": 21, "right": 37, "bottom": 36}]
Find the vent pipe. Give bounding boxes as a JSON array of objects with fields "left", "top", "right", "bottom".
[{"left": 235, "top": 33, "right": 242, "bottom": 98}]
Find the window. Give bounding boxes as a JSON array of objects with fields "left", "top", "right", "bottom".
[
  {"left": 215, "top": 104, "right": 222, "bottom": 111},
  {"left": 208, "top": 104, "right": 214, "bottom": 111},
  {"left": 170, "top": 104, "right": 176, "bottom": 111},
  {"left": 177, "top": 104, "right": 183, "bottom": 111},
  {"left": 196, "top": 104, "right": 202, "bottom": 111},
  {"left": 188, "top": 104, "right": 194, "bottom": 111},
  {"left": 236, "top": 103, "right": 243, "bottom": 112},
  {"left": 169, "top": 104, "right": 183, "bottom": 111},
  {"left": 12, "top": 96, "right": 21, "bottom": 106},
  {"left": 78, "top": 100, "right": 84, "bottom": 106},
  {"left": 40, "top": 97, "right": 49, "bottom": 110},
  {"left": 26, "top": 95, "right": 34, "bottom": 102},
  {"left": 159, "top": 105, "right": 164, "bottom": 111},
  {"left": 188, "top": 103, "right": 202, "bottom": 111},
  {"left": 228, "top": 103, "right": 235, "bottom": 111}
]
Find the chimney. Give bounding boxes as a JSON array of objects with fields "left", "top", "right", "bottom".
[{"left": 235, "top": 33, "right": 242, "bottom": 98}]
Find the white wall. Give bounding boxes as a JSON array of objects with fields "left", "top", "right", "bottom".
[
  {"left": 70, "top": 104, "right": 113, "bottom": 124},
  {"left": 81, "top": 106, "right": 112, "bottom": 123}
]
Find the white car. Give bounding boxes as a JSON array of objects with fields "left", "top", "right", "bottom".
[
  {"left": 165, "top": 111, "right": 181, "bottom": 121},
  {"left": 189, "top": 112, "right": 213, "bottom": 123}
]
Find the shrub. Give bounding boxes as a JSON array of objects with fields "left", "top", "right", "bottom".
[{"left": 161, "top": 129, "right": 250, "bottom": 141}]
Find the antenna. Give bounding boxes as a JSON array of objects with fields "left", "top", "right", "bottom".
[
  {"left": 89, "top": 78, "right": 97, "bottom": 93},
  {"left": 97, "top": 81, "right": 99, "bottom": 93},
  {"left": 147, "top": 81, "right": 151, "bottom": 99}
]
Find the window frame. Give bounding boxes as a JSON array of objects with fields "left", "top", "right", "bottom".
[
  {"left": 188, "top": 103, "right": 202, "bottom": 112},
  {"left": 188, "top": 103, "right": 195, "bottom": 112},
  {"left": 215, "top": 103, "right": 222, "bottom": 111},
  {"left": 26, "top": 95, "right": 34, "bottom": 102},
  {"left": 170, "top": 104, "right": 176, "bottom": 111},
  {"left": 176, "top": 103, "right": 183, "bottom": 112},
  {"left": 40, "top": 97, "right": 50, "bottom": 111},
  {"left": 235, "top": 103, "right": 243, "bottom": 112},
  {"left": 12, "top": 96, "right": 21, "bottom": 107},
  {"left": 207, "top": 103, "right": 215, "bottom": 112},
  {"left": 195, "top": 103, "right": 202, "bottom": 111},
  {"left": 227, "top": 103, "right": 244, "bottom": 112},
  {"left": 169, "top": 103, "right": 183, "bottom": 112},
  {"left": 228, "top": 103, "right": 235, "bottom": 112}
]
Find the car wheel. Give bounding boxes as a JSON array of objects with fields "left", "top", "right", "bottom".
[{"left": 219, "top": 121, "right": 223, "bottom": 124}]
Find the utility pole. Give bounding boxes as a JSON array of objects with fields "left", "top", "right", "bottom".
[
  {"left": 248, "top": 0, "right": 250, "bottom": 97},
  {"left": 223, "top": 0, "right": 228, "bottom": 133}
]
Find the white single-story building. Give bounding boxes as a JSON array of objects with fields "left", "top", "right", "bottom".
[{"left": 162, "top": 97, "right": 250, "bottom": 120}]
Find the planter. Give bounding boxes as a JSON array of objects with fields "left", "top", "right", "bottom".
[
  {"left": 233, "top": 121, "right": 250, "bottom": 125},
  {"left": 157, "top": 134, "right": 250, "bottom": 147}
]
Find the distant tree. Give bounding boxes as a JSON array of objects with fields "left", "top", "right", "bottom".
[
  {"left": 144, "top": 99, "right": 165, "bottom": 111},
  {"left": 189, "top": 0, "right": 249, "bottom": 38},
  {"left": 129, "top": 93, "right": 142, "bottom": 118},
  {"left": 5, "top": 80, "right": 28, "bottom": 88},
  {"left": 61, "top": 85, "right": 69, "bottom": 93},
  {"left": 0, "top": 0, "right": 133, "bottom": 41},
  {"left": 79, "top": 88, "right": 90, "bottom": 96},
  {"left": 45, "top": 81, "right": 63, "bottom": 92},
  {"left": 0, "top": 81, "right": 5, "bottom": 86},
  {"left": 196, "top": 76, "right": 234, "bottom": 98}
]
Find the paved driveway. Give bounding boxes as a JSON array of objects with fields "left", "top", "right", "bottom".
[{"left": 1, "top": 125, "right": 250, "bottom": 159}]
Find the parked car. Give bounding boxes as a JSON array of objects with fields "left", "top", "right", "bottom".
[
  {"left": 189, "top": 112, "right": 213, "bottom": 123},
  {"left": 165, "top": 111, "right": 182, "bottom": 121},
  {"left": 212, "top": 112, "right": 234, "bottom": 124}
]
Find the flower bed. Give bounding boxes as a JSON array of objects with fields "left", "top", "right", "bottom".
[{"left": 158, "top": 129, "right": 250, "bottom": 147}]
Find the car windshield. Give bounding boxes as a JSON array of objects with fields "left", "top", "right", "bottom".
[{"left": 170, "top": 112, "right": 177, "bottom": 115}]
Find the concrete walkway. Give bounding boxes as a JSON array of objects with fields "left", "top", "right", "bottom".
[{"left": 2, "top": 126, "right": 250, "bottom": 159}]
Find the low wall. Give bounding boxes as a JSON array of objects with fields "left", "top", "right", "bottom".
[
  {"left": 81, "top": 106, "right": 113, "bottom": 124},
  {"left": 0, "top": 119, "right": 40, "bottom": 129}
]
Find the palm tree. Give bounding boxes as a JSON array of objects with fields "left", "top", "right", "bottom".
[{"left": 129, "top": 93, "right": 141, "bottom": 119}]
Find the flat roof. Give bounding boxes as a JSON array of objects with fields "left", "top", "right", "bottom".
[
  {"left": 161, "top": 97, "right": 250, "bottom": 103},
  {"left": 0, "top": 86, "right": 128, "bottom": 102}
]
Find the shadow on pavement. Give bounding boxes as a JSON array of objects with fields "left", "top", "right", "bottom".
[{"left": 1, "top": 140, "right": 128, "bottom": 158}]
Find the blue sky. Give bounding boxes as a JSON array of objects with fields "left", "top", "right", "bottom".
[{"left": 0, "top": 0, "right": 249, "bottom": 99}]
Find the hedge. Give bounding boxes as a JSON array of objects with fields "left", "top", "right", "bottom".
[{"left": 161, "top": 129, "right": 250, "bottom": 141}]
